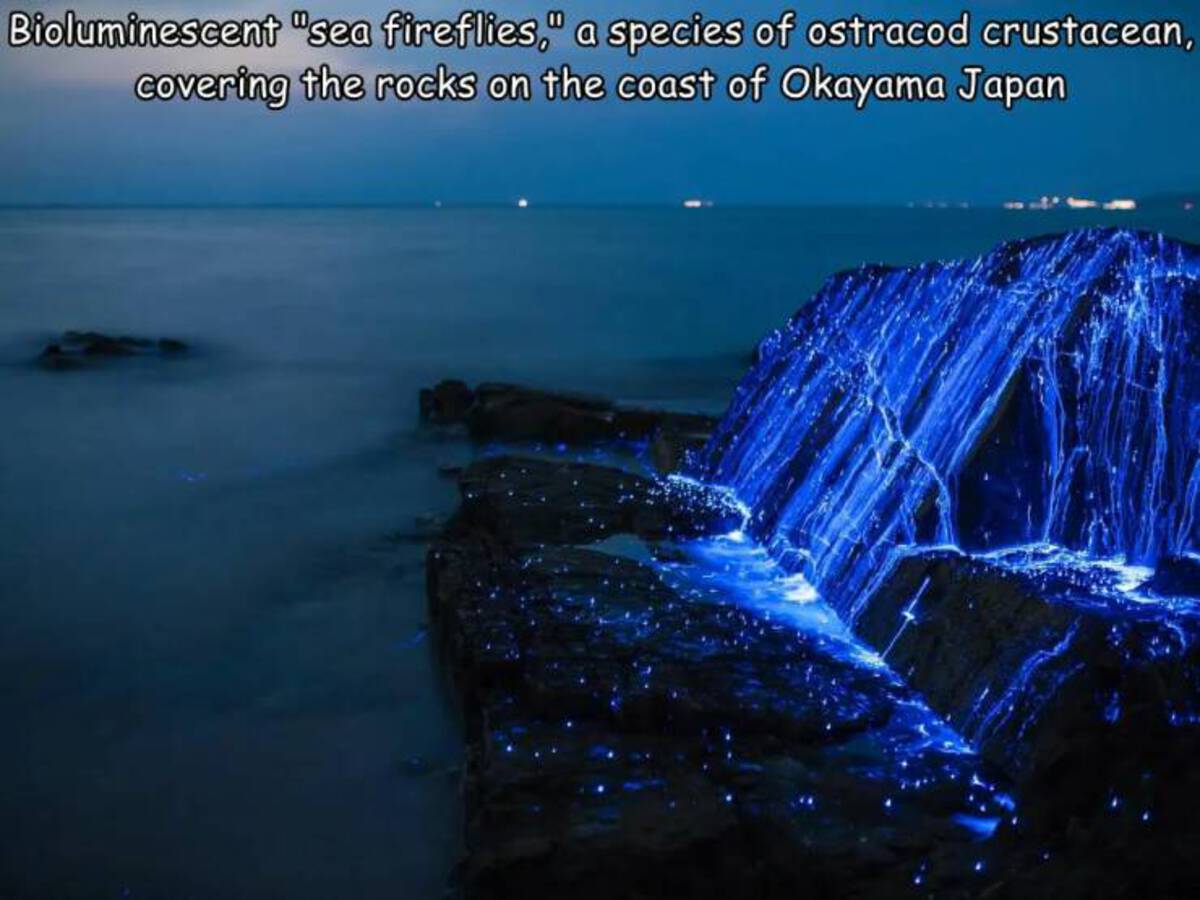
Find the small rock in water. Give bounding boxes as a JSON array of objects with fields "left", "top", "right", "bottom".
[{"left": 38, "top": 330, "right": 189, "bottom": 370}]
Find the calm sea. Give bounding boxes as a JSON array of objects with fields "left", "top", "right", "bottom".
[{"left": 1, "top": 207, "right": 1197, "bottom": 898}]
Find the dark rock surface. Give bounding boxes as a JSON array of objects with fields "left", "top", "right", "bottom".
[
  {"left": 429, "top": 456, "right": 1015, "bottom": 898},
  {"left": 1144, "top": 554, "right": 1200, "bottom": 597},
  {"left": 39, "top": 331, "right": 188, "bottom": 370},
  {"left": 454, "top": 455, "right": 743, "bottom": 545},
  {"left": 855, "top": 547, "right": 1200, "bottom": 890},
  {"left": 430, "top": 454, "right": 1200, "bottom": 898},
  {"left": 420, "top": 380, "right": 717, "bottom": 465},
  {"left": 423, "top": 361, "right": 1200, "bottom": 895}
]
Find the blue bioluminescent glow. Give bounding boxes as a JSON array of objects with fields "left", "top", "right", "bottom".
[
  {"left": 701, "top": 229, "right": 1200, "bottom": 619},
  {"left": 654, "top": 533, "right": 1011, "bottom": 833}
]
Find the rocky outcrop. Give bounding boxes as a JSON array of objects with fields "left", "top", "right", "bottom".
[
  {"left": 701, "top": 230, "right": 1200, "bottom": 616},
  {"left": 423, "top": 231, "right": 1200, "bottom": 897},
  {"left": 855, "top": 547, "right": 1200, "bottom": 868},
  {"left": 39, "top": 331, "right": 188, "bottom": 370},
  {"left": 429, "top": 456, "right": 1018, "bottom": 898},
  {"left": 688, "top": 228, "right": 1200, "bottom": 892},
  {"left": 420, "top": 381, "right": 716, "bottom": 470}
]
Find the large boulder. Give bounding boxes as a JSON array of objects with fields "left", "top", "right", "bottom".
[{"left": 700, "top": 230, "right": 1200, "bottom": 616}]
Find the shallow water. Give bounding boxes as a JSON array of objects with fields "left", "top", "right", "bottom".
[{"left": 1, "top": 206, "right": 1198, "bottom": 898}]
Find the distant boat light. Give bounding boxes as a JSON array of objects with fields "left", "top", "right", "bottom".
[
  {"left": 517, "top": 197, "right": 529, "bottom": 209},
  {"left": 682, "top": 198, "right": 712, "bottom": 209}
]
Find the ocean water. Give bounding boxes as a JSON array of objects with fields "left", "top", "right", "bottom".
[{"left": 1, "top": 206, "right": 1197, "bottom": 898}]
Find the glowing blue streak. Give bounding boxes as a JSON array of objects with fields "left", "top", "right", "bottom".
[{"left": 702, "top": 230, "right": 1199, "bottom": 619}]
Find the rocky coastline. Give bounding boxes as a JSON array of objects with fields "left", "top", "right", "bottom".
[{"left": 420, "top": 378, "right": 1200, "bottom": 898}]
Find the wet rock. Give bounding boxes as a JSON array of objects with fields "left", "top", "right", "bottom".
[
  {"left": 855, "top": 548, "right": 1200, "bottom": 849},
  {"left": 452, "top": 456, "right": 743, "bottom": 546},
  {"left": 38, "top": 331, "right": 189, "bottom": 369},
  {"left": 68, "top": 331, "right": 149, "bottom": 355},
  {"left": 427, "top": 455, "right": 1011, "bottom": 898},
  {"left": 418, "top": 379, "right": 718, "bottom": 449},
  {"left": 431, "top": 539, "right": 895, "bottom": 741},
  {"left": 699, "top": 230, "right": 1200, "bottom": 616},
  {"left": 1144, "top": 554, "right": 1200, "bottom": 597},
  {"left": 467, "top": 383, "right": 616, "bottom": 444},
  {"left": 427, "top": 534, "right": 964, "bottom": 898}
]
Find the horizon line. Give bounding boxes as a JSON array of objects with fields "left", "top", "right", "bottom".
[{"left": 0, "top": 199, "right": 1185, "bottom": 212}]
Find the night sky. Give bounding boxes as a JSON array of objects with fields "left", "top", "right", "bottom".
[{"left": 1, "top": 0, "right": 1197, "bottom": 205}]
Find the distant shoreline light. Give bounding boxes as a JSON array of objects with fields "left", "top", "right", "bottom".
[{"left": 1002, "top": 195, "right": 1138, "bottom": 211}]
